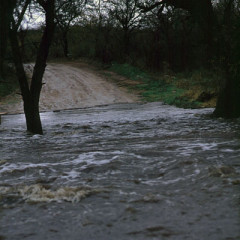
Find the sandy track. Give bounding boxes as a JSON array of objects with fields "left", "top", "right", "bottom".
[{"left": 0, "top": 63, "right": 139, "bottom": 114}]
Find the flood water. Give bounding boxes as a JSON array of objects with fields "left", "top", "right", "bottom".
[{"left": 0, "top": 102, "right": 240, "bottom": 240}]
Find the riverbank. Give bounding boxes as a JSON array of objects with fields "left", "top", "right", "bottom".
[
  {"left": 60, "top": 58, "right": 220, "bottom": 109},
  {"left": 0, "top": 59, "right": 221, "bottom": 113},
  {"left": 100, "top": 62, "right": 219, "bottom": 109}
]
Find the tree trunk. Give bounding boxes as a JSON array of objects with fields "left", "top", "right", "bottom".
[
  {"left": 62, "top": 32, "right": 69, "bottom": 58},
  {"left": 214, "top": 0, "right": 240, "bottom": 118},
  {"left": 9, "top": 0, "right": 55, "bottom": 134},
  {"left": 214, "top": 72, "right": 240, "bottom": 118},
  {"left": 29, "top": 0, "right": 55, "bottom": 134},
  {"left": 0, "top": 5, "right": 7, "bottom": 78},
  {"left": 123, "top": 28, "right": 130, "bottom": 57},
  {"left": 9, "top": 24, "right": 43, "bottom": 134},
  {"left": 0, "top": 0, "right": 15, "bottom": 78}
]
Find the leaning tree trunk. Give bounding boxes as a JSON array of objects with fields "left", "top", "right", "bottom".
[
  {"left": 28, "top": 0, "right": 55, "bottom": 134},
  {"left": 9, "top": 26, "right": 34, "bottom": 131},
  {"left": 9, "top": 0, "right": 55, "bottom": 134}
]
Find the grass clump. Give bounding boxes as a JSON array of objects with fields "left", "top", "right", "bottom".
[{"left": 110, "top": 63, "right": 150, "bottom": 82}]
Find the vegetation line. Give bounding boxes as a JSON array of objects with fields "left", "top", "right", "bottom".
[{"left": 108, "top": 63, "right": 218, "bottom": 109}]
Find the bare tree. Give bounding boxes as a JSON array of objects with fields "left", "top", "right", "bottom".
[
  {"left": 107, "top": 0, "right": 143, "bottom": 57},
  {"left": 9, "top": 0, "right": 55, "bottom": 134},
  {"left": 55, "top": 0, "right": 86, "bottom": 58}
]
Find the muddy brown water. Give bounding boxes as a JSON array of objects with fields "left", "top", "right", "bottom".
[{"left": 0, "top": 102, "right": 240, "bottom": 240}]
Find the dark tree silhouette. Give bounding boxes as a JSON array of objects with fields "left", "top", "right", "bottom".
[
  {"left": 139, "top": 0, "right": 240, "bottom": 118},
  {"left": 108, "top": 0, "right": 142, "bottom": 57},
  {"left": 55, "top": 0, "right": 86, "bottom": 58},
  {"left": 0, "top": 0, "right": 16, "bottom": 78},
  {"left": 214, "top": 0, "right": 240, "bottom": 118},
  {"left": 9, "top": 0, "right": 55, "bottom": 134}
]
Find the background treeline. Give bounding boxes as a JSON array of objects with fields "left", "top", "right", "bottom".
[
  {"left": 18, "top": 1, "right": 229, "bottom": 73},
  {"left": 1, "top": 0, "right": 240, "bottom": 119}
]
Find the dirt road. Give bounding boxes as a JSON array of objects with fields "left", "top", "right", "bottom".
[{"left": 0, "top": 63, "right": 139, "bottom": 114}]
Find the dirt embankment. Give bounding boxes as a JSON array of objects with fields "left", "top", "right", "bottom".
[{"left": 0, "top": 63, "right": 139, "bottom": 114}]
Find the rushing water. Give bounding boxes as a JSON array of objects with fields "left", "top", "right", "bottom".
[{"left": 0, "top": 102, "right": 240, "bottom": 240}]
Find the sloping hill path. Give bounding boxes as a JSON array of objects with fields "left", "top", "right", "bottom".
[{"left": 0, "top": 62, "right": 139, "bottom": 114}]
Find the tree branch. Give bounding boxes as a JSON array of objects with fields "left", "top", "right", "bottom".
[
  {"left": 16, "top": 0, "right": 31, "bottom": 30},
  {"left": 137, "top": 2, "right": 163, "bottom": 13}
]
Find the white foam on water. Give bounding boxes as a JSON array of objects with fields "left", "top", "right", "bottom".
[{"left": 0, "top": 184, "right": 100, "bottom": 203}]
